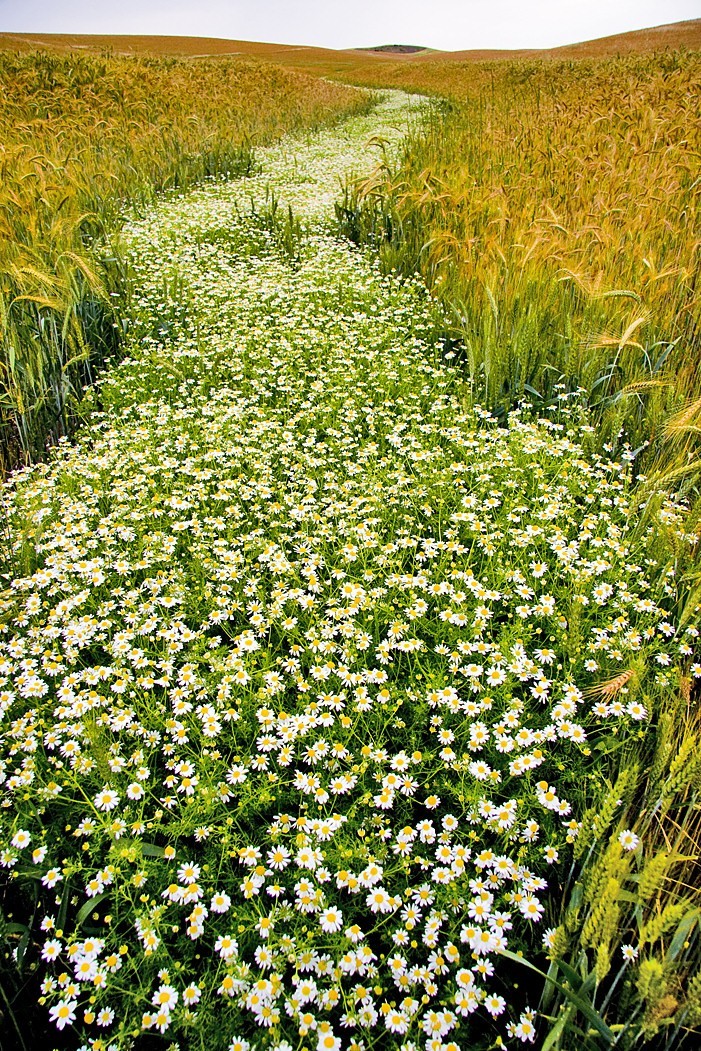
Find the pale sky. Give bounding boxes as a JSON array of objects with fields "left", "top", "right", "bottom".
[{"left": 0, "top": 0, "right": 698, "bottom": 52}]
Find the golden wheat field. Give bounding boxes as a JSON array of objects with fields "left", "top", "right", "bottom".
[
  {"left": 0, "top": 51, "right": 369, "bottom": 473},
  {"left": 337, "top": 52, "right": 701, "bottom": 460}
]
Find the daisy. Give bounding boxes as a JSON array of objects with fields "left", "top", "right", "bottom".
[
  {"left": 49, "top": 999, "right": 77, "bottom": 1030},
  {"left": 319, "top": 907, "right": 343, "bottom": 933},
  {"left": 618, "top": 829, "right": 640, "bottom": 851}
]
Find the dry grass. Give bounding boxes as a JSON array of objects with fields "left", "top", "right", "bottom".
[
  {"left": 0, "top": 31, "right": 341, "bottom": 60},
  {"left": 0, "top": 51, "right": 368, "bottom": 474},
  {"left": 1, "top": 18, "right": 698, "bottom": 72}
]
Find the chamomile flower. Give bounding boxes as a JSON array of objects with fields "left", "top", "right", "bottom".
[{"left": 618, "top": 830, "right": 640, "bottom": 852}]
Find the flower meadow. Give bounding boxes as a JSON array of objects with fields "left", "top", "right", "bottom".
[{"left": 1, "top": 92, "right": 700, "bottom": 1051}]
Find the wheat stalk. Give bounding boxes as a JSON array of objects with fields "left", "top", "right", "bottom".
[{"left": 583, "top": 667, "right": 636, "bottom": 701}]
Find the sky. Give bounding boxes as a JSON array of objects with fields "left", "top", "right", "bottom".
[{"left": 1, "top": 0, "right": 698, "bottom": 52}]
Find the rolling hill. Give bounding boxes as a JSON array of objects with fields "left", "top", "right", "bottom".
[{"left": 0, "top": 18, "right": 699, "bottom": 69}]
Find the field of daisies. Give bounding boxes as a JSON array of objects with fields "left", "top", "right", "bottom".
[{"left": 1, "top": 91, "right": 700, "bottom": 1051}]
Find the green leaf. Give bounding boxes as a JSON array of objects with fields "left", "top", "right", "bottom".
[
  {"left": 540, "top": 959, "right": 559, "bottom": 1013},
  {"left": 140, "top": 842, "right": 166, "bottom": 858},
  {"left": 3, "top": 923, "right": 29, "bottom": 937},
  {"left": 75, "top": 893, "right": 105, "bottom": 929},
  {"left": 665, "top": 908, "right": 699, "bottom": 962},
  {"left": 541, "top": 1003, "right": 574, "bottom": 1051},
  {"left": 552, "top": 957, "right": 585, "bottom": 992},
  {"left": 498, "top": 949, "right": 615, "bottom": 1045},
  {"left": 599, "top": 290, "right": 641, "bottom": 303},
  {"left": 15, "top": 926, "right": 30, "bottom": 971},
  {"left": 57, "top": 878, "right": 71, "bottom": 934}
]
